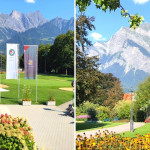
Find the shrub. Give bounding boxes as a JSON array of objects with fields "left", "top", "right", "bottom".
[
  {"left": 22, "top": 85, "right": 32, "bottom": 101},
  {"left": 77, "top": 101, "right": 99, "bottom": 121},
  {"left": 0, "top": 113, "right": 35, "bottom": 150},
  {"left": 87, "top": 107, "right": 98, "bottom": 121},
  {"left": 113, "top": 100, "right": 131, "bottom": 119},
  {"left": 96, "top": 106, "right": 111, "bottom": 121},
  {"left": 145, "top": 117, "right": 150, "bottom": 123}
]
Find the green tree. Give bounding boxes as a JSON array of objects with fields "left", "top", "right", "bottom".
[
  {"left": 96, "top": 106, "right": 111, "bottom": 121},
  {"left": 76, "top": 14, "right": 124, "bottom": 107},
  {"left": 50, "top": 30, "right": 74, "bottom": 75},
  {"left": 76, "top": 14, "right": 99, "bottom": 106},
  {"left": 76, "top": 0, "right": 144, "bottom": 29},
  {"left": 103, "top": 80, "right": 123, "bottom": 108},
  {"left": 135, "top": 76, "right": 150, "bottom": 113},
  {"left": 0, "top": 54, "right": 6, "bottom": 71},
  {"left": 38, "top": 44, "right": 51, "bottom": 73},
  {"left": 113, "top": 100, "right": 131, "bottom": 120}
]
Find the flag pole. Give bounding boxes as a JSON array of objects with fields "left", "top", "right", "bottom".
[
  {"left": 0, "top": 51, "right": 2, "bottom": 103},
  {"left": 36, "top": 46, "right": 38, "bottom": 103},
  {"left": 18, "top": 44, "right": 20, "bottom": 104}
]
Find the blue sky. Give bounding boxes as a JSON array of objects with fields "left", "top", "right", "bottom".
[
  {"left": 77, "top": 0, "right": 150, "bottom": 44},
  {"left": 0, "top": 0, "right": 74, "bottom": 20}
]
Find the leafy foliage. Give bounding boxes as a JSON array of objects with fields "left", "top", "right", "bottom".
[
  {"left": 0, "top": 113, "right": 35, "bottom": 150},
  {"left": 113, "top": 100, "right": 131, "bottom": 119},
  {"left": 22, "top": 85, "right": 32, "bottom": 101},
  {"left": 76, "top": 0, "right": 144, "bottom": 29},
  {"left": 50, "top": 30, "right": 74, "bottom": 75},
  {"left": 77, "top": 101, "right": 111, "bottom": 121},
  {"left": 76, "top": 14, "right": 123, "bottom": 106},
  {"left": 19, "top": 31, "right": 74, "bottom": 75},
  {"left": 96, "top": 106, "right": 111, "bottom": 121},
  {"left": 135, "top": 76, "right": 150, "bottom": 110}
]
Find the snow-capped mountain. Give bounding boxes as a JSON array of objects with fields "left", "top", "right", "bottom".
[{"left": 87, "top": 23, "right": 150, "bottom": 91}]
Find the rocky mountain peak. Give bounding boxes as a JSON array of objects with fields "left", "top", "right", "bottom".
[
  {"left": 87, "top": 23, "right": 150, "bottom": 90},
  {"left": 10, "top": 10, "right": 23, "bottom": 19}
]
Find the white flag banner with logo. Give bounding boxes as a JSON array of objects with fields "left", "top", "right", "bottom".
[{"left": 6, "top": 44, "right": 19, "bottom": 79}]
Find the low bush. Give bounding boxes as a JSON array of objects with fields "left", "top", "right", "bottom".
[
  {"left": 77, "top": 101, "right": 111, "bottom": 121},
  {"left": 0, "top": 113, "right": 35, "bottom": 150},
  {"left": 96, "top": 106, "right": 111, "bottom": 121},
  {"left": 113, "top": 100, "right": 131, "bottom": 120}
]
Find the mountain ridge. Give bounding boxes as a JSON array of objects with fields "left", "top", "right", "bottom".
[
  {"left": 87, "top": 23, "right": 150, "bottom": 91},
  {"left": 0, "top": 10, "right": 74, "bottom": 54}
]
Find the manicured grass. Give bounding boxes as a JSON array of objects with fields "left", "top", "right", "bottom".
[
  {"left": 0, "top": 73, "right": 73, "bottom": 105},
  {"left": 120, "top": 123, "right": 149, "bottom": 137},
  {"left": 76, "top": 122, "right": 125, "bottom": 132}
]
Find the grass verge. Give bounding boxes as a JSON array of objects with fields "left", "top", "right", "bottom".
[
  {"left": 76, "top": 122, "right": 125, "bottom": 132},
  {"left": 120, "top": 123, "right": 149, "bottom": 137}
]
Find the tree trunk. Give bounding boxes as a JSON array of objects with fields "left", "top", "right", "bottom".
[{"left": 66, "top": 68, "right": 68, "bottom": 75}]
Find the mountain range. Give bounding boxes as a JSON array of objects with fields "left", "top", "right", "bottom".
[
  {"left": 0, "top": 10, "right": 74, "bottom": 54},
  {"left": 86, "top": 23, "right": 150, "bottom": 91}
]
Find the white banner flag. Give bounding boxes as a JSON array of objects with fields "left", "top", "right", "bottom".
[{"left": 6, "top": 44, "right": 19, "bottom": 79}]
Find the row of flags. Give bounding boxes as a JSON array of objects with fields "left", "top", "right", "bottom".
[{"left": 6, "top": 43, "right": 38, "bottom": 79}]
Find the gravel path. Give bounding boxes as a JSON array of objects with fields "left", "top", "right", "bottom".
[
  {"left": 0, "top": 105, "right": 74, "bottom": 150},
  {"left": 78, "top": 122, "right": 145, "bottom": 138}
]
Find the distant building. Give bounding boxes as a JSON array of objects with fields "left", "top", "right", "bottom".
[{"left": 123, "top": 93, "right": 136, "bottom": 101}]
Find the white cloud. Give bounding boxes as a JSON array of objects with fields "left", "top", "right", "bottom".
[
  {"left": 25, "top": 0, "right": 36, "bottom": 3},
  {"left": 133, "top": 0, "right": 150, "bottom": 4},
  {"left": 90, "top": 32, "right": 106, "bottom": 41}
]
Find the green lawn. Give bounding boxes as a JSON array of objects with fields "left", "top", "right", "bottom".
[
  {"left": 76, "top": 122, "right": 125, "bottom": 132},
  {"left": 0, "top": 73, "right": 74, "bottom": 105},
  {"left": 120, "top": 123, "right": 150, "bottom": 137}
]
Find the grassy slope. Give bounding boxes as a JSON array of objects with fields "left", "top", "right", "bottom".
[
  {"left": 120, "top": 123, "right": 150, "bottom": 137},
  {"left": 76, "top": 122, "right": 125, "bottom": 132},
  {"left": 1, "top": 73, "right": 74, "bottom": 105}
]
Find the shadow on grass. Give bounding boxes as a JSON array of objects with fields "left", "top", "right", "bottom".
[{"left": 76, "top": 122, "right": 110, "bottom": 131}]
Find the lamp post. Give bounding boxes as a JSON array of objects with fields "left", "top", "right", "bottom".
[{"left": 130, "top": 88, "right": 134, "bottom": 132}]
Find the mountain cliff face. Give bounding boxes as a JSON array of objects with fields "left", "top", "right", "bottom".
[{"left": 87, "top": 23, "right": 150, "bottom": 90}]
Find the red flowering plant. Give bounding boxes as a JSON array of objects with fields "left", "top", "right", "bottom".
[
  {"left": 0, "top": 113, "right": 35, "bottom": 150},
  {"left": 145, "top": 117, "right": 150, "bottom": 123}
]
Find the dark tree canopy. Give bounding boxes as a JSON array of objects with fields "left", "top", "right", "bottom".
[{"left": 76, "top": 14, "right": 123, "bottom": 106}]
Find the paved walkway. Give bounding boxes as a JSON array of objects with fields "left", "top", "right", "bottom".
[
  {"left": 0, "top": 104, "right": 74, "bottom": 150},
  {"left": 78, "top": 122, "right": 145, "bottom": 138},
  {"left": 58, "top": 100, "right": 73, "bottom": 112}
]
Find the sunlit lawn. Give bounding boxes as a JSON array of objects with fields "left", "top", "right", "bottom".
[
  {"left": 0, "top": 73, "right": 73, "bottom": 105},
  {"left": 120, "top": 123, "right": 149, "bottom": 138}
]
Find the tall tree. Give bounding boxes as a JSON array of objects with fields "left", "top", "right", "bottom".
[
  {"left": 50, "top": 30, "right": 74, "bottom": 75},
  {"left": 38, "top": 44, "right": 51, "bottom": 73},
  {"left": 76, "top": 14, "right": 124, "bottom": 107},
  {"left": 135, "top": 76, "right": 150, "bottom": 111}
]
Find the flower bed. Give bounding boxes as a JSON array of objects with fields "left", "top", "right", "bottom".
[
  {"left": 76, "top": 130, "right": 150, "bottom": 149},
  {"left": 0, "top": 113, "right": 36, "bottom": 150}
]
